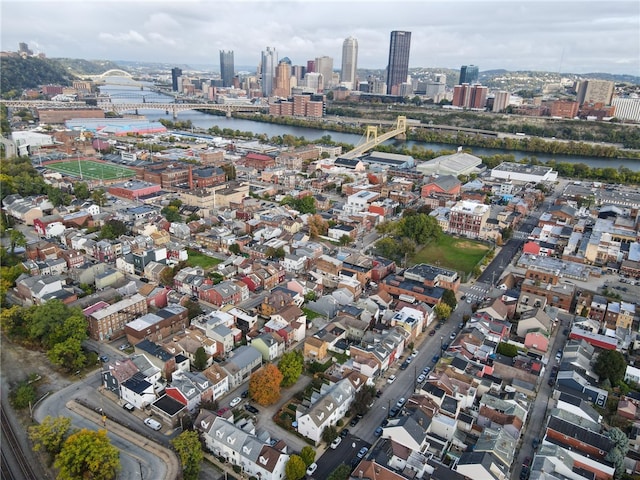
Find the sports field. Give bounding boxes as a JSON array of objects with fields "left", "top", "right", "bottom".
[
  {"left": 46, "top": 160, "right": 136, "bottom": 180},
  {"left": 412, "top": 236, "right": 490, "bottom": 274}
]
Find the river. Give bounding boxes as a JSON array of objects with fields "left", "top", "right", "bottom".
[{"left": 99, "top": 81, "right": 640, "bottom": 171}]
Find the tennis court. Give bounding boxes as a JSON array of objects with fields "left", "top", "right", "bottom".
[{"left": 47, "top": 160, "right": 136, "bottom": 180}]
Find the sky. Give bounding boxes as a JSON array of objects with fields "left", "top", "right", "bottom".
[{"left": 2, "top": 0, "right": 639, "bottom": 75}]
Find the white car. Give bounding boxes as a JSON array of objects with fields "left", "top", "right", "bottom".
[
  {"left": 230, "top": 396, "right": 242, "bottom": 408},
  {"left": 387, "top": 375, "right": 396, "bottom": 384},
  {"left": 330, "top": 437, "right": 342, "bottom": 449},
  {"left": 306, "top": 463, "right": 318, "bottom": 476},
  {"left": 144, "top": 417, "right": 162, "bottom": 431},
  {"left": 396, "top": 397, "right": 406, "bottom": 408}
]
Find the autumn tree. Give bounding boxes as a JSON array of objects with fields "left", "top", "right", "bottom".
[
  {"left": 249, "top": 363, "right": 284, "bottom": 406},
  {"left": 54, "top": 429, "right": 120, "bottom": 480},
  {"left": 171, "top": 430, "right": 203, "bottom": 480},
  {"left": 278, "top": 351, "right": 304, "bottom": 388},
  {"left": 285, "top": 455, "right": 306, "bottom": 480},
  {"left": 434, "top": 303, "right": 452, "bottom": 321},
  {"left": 28, "top": 415, "right": 73, "bottom": 459},
  {"left": 300, "top": 446, "right": 316, "bottom": 466},
  {"left": 308, "top": 214, "right": 328, "bottom": 238}
]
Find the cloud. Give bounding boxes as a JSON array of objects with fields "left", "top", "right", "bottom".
[
  {"left": 98, "top": 30, "right": 148, "bottom": 44},
  {"left": 148, "top": 32, "right": 177, "bottom": 46}
]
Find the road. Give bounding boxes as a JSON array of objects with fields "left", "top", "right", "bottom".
[{"left": 35, "top": 370, "right": 174, "bottom": 480}]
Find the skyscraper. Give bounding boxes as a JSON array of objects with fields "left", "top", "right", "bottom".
[
  {"left": 386, "top": 31, "right": 411, "bottom": 95},
  {"left": 274, "top": 60, "right": 292, "bottom": 98},
  {"left": 315, "top": 56, "right": 334, "bottom": 90},
  {"left": 260, "top": 47, "right": 277, "bottom": 97},
  {"left": 576, "top": 79, "right": 614, "bottom": 105},
  {"left": 220, "top": 50, "right": 234, "bottom": 88},
  {"left": 459, "top": 65, "right": 479, "bottom": 84},
  {"left": 171, "top": 67, "right": 182, "bottom": 92},
  {"left": 341, "top": 37, "right": 358, "bottom": 88}
]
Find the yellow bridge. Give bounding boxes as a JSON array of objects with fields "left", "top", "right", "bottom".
[{"left": 342, "top": 116, "right": 407, "bottom": 159}]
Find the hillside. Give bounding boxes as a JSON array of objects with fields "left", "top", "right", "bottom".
[
  {"left": 54, "top": 58, "right": 125, "bottom": 77},
  {"left": 0, "top": 55, "right": 76, "bottom": 97}
]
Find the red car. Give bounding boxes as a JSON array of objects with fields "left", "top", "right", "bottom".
[
  {"left": 523, "top": 456, "right": 531, "bottom": 467},
  {"left": 429, "top": 330, "right": 436, "bottom": 336},
  {"left": 216, "top": 407, "right": 230, "bottom": 416}
]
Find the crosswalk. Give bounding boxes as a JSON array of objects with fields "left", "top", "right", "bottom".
[{"left": 463, "top": 284, "right": 490, "bottom": 301}]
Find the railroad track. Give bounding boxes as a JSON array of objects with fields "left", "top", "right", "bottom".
[{"left": 1, "top": 406, "right": 37, "bottom": 480}]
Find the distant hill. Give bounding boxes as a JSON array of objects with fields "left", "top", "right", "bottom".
[
  {"left": 0, "top": 55, "right": 76, "bottom": 96},
  {"left": 54, "top": 58, "right": 125, "bottom": 77}
]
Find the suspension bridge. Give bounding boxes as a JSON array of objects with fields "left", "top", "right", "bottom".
[{"left": 341, "top": 116, "right": 408, "bottom": 159}]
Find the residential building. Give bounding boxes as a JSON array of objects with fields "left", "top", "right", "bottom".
[
  {"left": 386, "top": 31, "right": 411, "bottom": 95},
  {"left": 576, "top": 79, "right": 614, "bottom": 105},
  {"left": 85, "top": 293, "right": 148, "bottom": 341},
  {"left": 447, "top": 200, "right": 491, "bottom": 239}
]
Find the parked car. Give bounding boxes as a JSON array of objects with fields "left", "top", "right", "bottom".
[
  {"left": 216, "top": 407, "right": 230, "bottom": 416},
  {"left": 350, "top": 416, "right": 361, "bottom": 427},
  {"left": 340, "top": 428, "right": 350, "bottom": 438},
  {"left": 399, "top": 361, "right": 409, "bottom": 370},
  {"left": 306, "top": 463, "right": 318, "bottom": 476},
  {"left": 244, "top": 404, "right": 259, "bottom": 414},
  {"left": 410, "top": 350, "right": 419, "bottom": 358},
  {"left": 99, "top": 355, "right": 109, "bottom": 363},
  {"left": 450, "top": 332, "right": 457, "bottom": 340},
  {"left": 123, "top": 403, "right": 135, "bottom": 412},
  {"left": 429, "top": 329, "right": 436, "bottom": 336},
  {"left": 357, "top": 446, "right": 369, "bottom": 458},
  {"left": 230, "top": 396, "right": 242, "bottom": 407},
  {"left": 330, "top": 437, "right": 342, "bottom": 449},
  {"left": 241, "top": 390, "right": 249, "bottom": 398},
  {"left": 396, "top": 397, "right": 406, "bottom": 408},
  {"left": 387, "top": 375, "right": 396, "bottom": 384},
  {"left": 389, "top": 406, "right": 400, "bottom": 417},
  {"left": 144, "top": 417, "right": 162, "bottom": 431},
  {"left": 374, "top": 426, "right": 383, "bottom": 437},
  {"left": 431, "top": 355, "right": 440, "bottom": 364},
  {"left": 416, "top": 374, "right": 425, "bottom": 383},
  {"left": 422, "top": 367, "right": 431, "bottom": 376},
  {"left": 532, "top": 438, "right": 540, "bottom": 449},
  {"left": 119, "top": 343, "right": 130, "bottom": 351}
]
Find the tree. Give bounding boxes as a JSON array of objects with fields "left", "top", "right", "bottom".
[
  {"left": 338, "top": 234, "right": 351, "bottom": 246},
  {"left": 327, "top": 464, "right": 352, "bottom": 480},
  {"left": 398, "top": 212, "right": 442, "bottom": 245},
  {"left": 74, "top": 182, "right": 89, "bottom": 200},
  {"left": 278, "top": 351, "right": 304, "bottom": 388},
  {"left": 9, "top": 229, "right": 26, "bottom": 254},
  {"left": 249, "top": 363, "right": 284, "bottom": 406},
  {"left": 308, "top": 214, "right": 328, "bottom": 238},
  {"left": 48, "top": 338, "right": 86, "bottom": 371},
  {"left": 442, "top": 289, "right": 457, "bottom": 310},
  {"left": 10, "top": 381, "right": 36, "bottom": 409},
  {"left": 91, "top": 188, "right": 107, "bottom": 207},
  {"left": 184, "top": 299, "right": 203, "bottom": 320},
  {"left": 496, "top": 342, "right": 518, "bottom": 357},
  {"left": 229, "top": 243, "right": 241, "bottom": 255},
  {"left": 161, "top": 205, "right": 181, "bottom": 223},
  {"left": 54, "top": 429, "right": 120, "bottom": 480},
  {"left": 285, "top": 455, "right": 306, "bottom": 480},
  {"left": 300, "top": 446, "right": 316, "bottom": 467},
  {"left": 171, "top": 430, "right": 203, "bottom": 480},
  {"left": 594, "top": 350, "right": 627, "bottom": 385},
  {"left": 193, "top": 346, "right": 208, "bottom": 371},
  {"left": 321, "top": 425, "right": 338, "bottom": 444},
  {"left": 100, "top": 220, "right": 127, "bottom": 240},
  {"left": 434, "top": 303, "right": 452, "bottom": 321},
  {"left": 28, "top": 415, "right": 73, "bottom": 458},
  {"left": 352, "top": 385, "right": 376, "bottom": 416}
]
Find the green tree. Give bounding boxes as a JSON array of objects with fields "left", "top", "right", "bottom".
[
  {"left": 28, "top": 415, "right": 73, "bottom": 458},
  {"left": 8, "top": 229, "right": 26, "bottom": 254},
  {"left": 193, "top": 346, "right": 208, "bottom": 371},
  {"left": 398, "top": 212, "right": 442, "bottom": 244},
  {"left": 285, "top": 455, "right": 306, "bottom": 480},
  {"left": 54, "top": 429, "right": 120, "bottom": 480},
  {"left": 300, "top": 446, "right": 316, "bottom": 467},
  {"left": 327, "top": 464, "right": 352, "bottom": 480},
  {"left": 91, "top": 188, "right": 107, "bottom": 207},
  {"left": 249, "top": 363, "right": 283, "bottom": 406},
  {"left": 278, "top": 351, "right": 304, "bottom": 388},
  {"left": 594, "top": 350, "right": 627, "bottom": 385},
  {"left": 74, "top": 182, "right": 90, "bottom": 200},
  {"left": 99, "top": 220, "right": 127, "bottom": 240},
  {"left": 184, "top": 299, "right": 203, "bottom": 320},
  {"left": 171, "top": 430, "right": 203, "bottom": 480},
  {"left": 229, "top": 243, "right": 241, "bottom": 255},
  {"left": 48, "top": 338, "right": 87, "bottom": 372},
  {"left": 434, "top": 303, "right": 452, "bottom": 321},
  {"left": 352, "top": 385, "right": 376, "bottom": 416},
  {"left": 442, "top": 289, "right": 458, "bottom": 310},
  {"left": 339, "top": 234, "right": 351, "bottom": 246},
  {"left": 161, "top": 205, "right": 181, "bottom": 223},
  {"left": 496, "top": 342, "right": 518, "bottom": 357},
  {"left": 10, "top": 381, "right": 36, "bottom": 409},
  {"left": 321, "top": 425, "right": 338, "bottom": 444}
]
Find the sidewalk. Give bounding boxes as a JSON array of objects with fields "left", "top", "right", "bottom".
[{"left": 67, "top": 400, "right": 180, "bottom": 480}]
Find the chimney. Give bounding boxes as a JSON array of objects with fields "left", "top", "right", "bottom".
[{"left": 188, "top": 165, "right": 194, "bottom": 189}]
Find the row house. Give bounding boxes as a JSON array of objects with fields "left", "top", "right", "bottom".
[
  {"left": 163, "top": 327, "right": 219, "bottom": 368},
  {"left": 220, "top": 345, "right": 263, "bottom": 388},
  {"left": 60, "top": 249, "right": 85, "bottom": 269},
  {"left": 123, "top": 304, "right": 189, "bottom": 345},
  {"left": 341, "top": 254, "right": 374, "bottom": 286},
  {"left": 22, "top": 257, "right": 67, "bottom": 276},
  {"left": 200, "top": 280, "right": 244, "bottom": 306},
  {"left": 198, "top": 415, "right": 289, "bottom": 480},
  {"left": 603, "top": 301, "right": 635, "bottom": 330},
  {"left": 165, "top": 370, "right": 214, "bottom": 413},
  {"left": 15, "top": 274, "right": 69, "bottom": 305},
  {"left": 134, "top": 339, "right": 186, "bottom": 381},
  {"left": 173, "top": 266, "right": 206, "bottom": 296},
  {"left": 102, "top": 354, "right": 162, "bottom": 409},
  {"left": 85, "top": 293, "right": 148, "bottom": 341},
  {"left": 348, "top": 327, "right": 410, "bottom": 375},
  {"left": 202, "top": 363, "right": 230, "bottom": 400},
  {"left": 250, "top": 332, "right": 286, "bottom": 361},
  {"left": 2, "top": 194, "right": 44, "bottom": 225}
]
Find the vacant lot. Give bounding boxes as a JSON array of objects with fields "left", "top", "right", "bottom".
[
  {"left": 46, "top": 160, "right": 136, "bottom": 180},
  {"left": 412, "top": 236, "right": 489, "bottom": 274},
  {"left": 186, "top": 249, "right": 223, "bottom": 269}
]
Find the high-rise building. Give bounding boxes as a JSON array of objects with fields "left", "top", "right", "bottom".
[
  {"left": 386, "top": 31, "right": 411, "bottom": 95},
  {"left": 171, "top": 67, "right": 183, "bottom": 92},
  {"left": 292, "top": 65, "right": 306, "bottom": 83},
  {"left": 576, "top": 79, "right": 614, "bottom": 105},
  {"left": 260, "top": 47, "right": 277, "bottom": 97},
  {"left": 459, "top": 65, "right": 479, "bottom": 84},
  {"left": 274, "top": 60, "right": 292, "bottom": 98},
  {"left": 492, "top": 90, "right": 510, "bottom": 112},
  {"left": 341, "top": 37, "right": 358, "bottom": 88},
  {"left": 452, "top": 83, "right": 487, "bottom": 109},
  {"left": 315, "top": 56, "right": 334, "bottom": 90},
  {"left": 219, "top": 50, "right": 234, "bottom": 88},
  {"left": 307, "top": 60, "right": 316, "bottom": 73}
]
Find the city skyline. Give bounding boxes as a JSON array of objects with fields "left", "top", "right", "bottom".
[{"left": 1, "top": 1, "right": 639, "bottom": 76}]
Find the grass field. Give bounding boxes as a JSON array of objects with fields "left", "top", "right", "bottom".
[
  {"left": 47, "top": 160, "right": 136, "bottom": 180},
  {"left": 186, "top": 249, "right": 223, "bottom": 269},
  {"left": 412, "top": 235, "right": 490, "bottom": 274}
]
